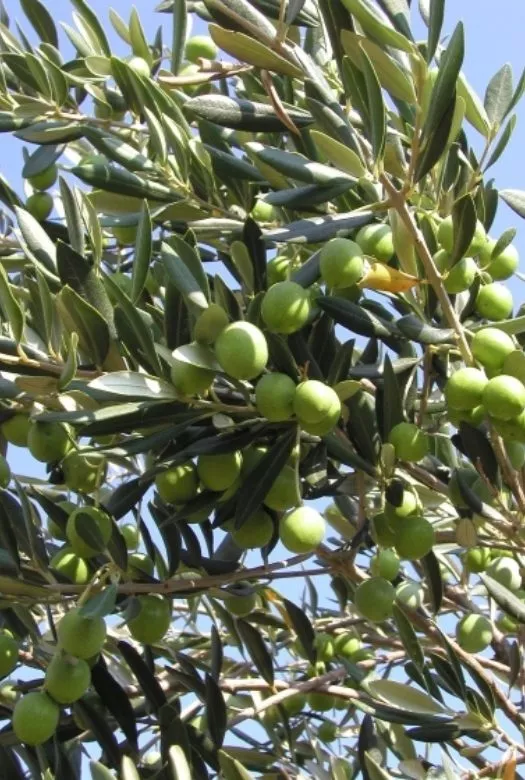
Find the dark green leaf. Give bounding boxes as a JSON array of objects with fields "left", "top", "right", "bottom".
[
  {"left": 282, "top": 597, "right": 316, "bottom": 665},
  {"left": 426, "top": 0, "right": 444, "bottom": 62},
  {"left": 91, "top": 660, "right": 138, "bottom": 749},
  {"left": 84, "top": 126, "right": 157, "bottom": 173},
  {"left": 183, "top": 94, "right": 313, "bottom": 132},
  {"left": 21, "top": 143, "right": 62, "bottom": 179},
  {"left": 170, "top": 0, "right": 187, "bottom": 73},
  {"left": 236, "top": 619, "right": 274, "bottom": 686},
  {"left": 79, "top": 584, "right": 118, "bottom": 619},
  {"left": 421, "top": 549, "right": 443, "bottom": 613},
  {"left": 104, "top": 476, "right": 153, "bottom": 520},
  {"left": 325, "top": 429, "right": 378, "bottom": 476},
  {"left": 263, "top": 210, "right": 373, "bottom": 244},
  {"left": 346, "top": 390, "right": 381, "bottom": 465},
  {"left": 117, "top": 639, "right": 168, "bottom": 713},
  {"left": 421, "top": 22, "right": 464, "bottom": 144},
  {"left": 451, "top": 194, "right": 476, "bottom": 265},
  {"left": 265, "top": 180, "right": 355, "bottom": 208},
  {"left": 131, "top": 201, "right": 152, "bottom": 303},
  {"left": 318, "top": 296, "right": 398, "bottom": 340},
  {"left": 56, "top": 286, "right": 110, "bottom": 366},
  {"left": 414, "top": 97, "right": 456, "bottom": 182},
  {"left": 205, "top": 673, "right": 227, "bottom": 747},
  {"left": 14, "top": 206, "right": 58, "bottom": 279},
  {"left": 162, "top": 241, "right": 209, "bottom": 312},
  {"left": 58, "top": 178, "right": 84, "bottom": 256},
  {"left": 396, "top": 316, "right": 455, "bottom": 345},
  {"left": 73, "top": 698, "right": 121, "bottom": 768},
  {"left": 72, "top": 163, "right": 179, "bottom": 203},
  {"left": 57, "top": 241, "right": 115, "bottom": 337},
  {"left": 234, "top": 427, "right": 298, "bottom": 529},
  {"left": 481, "top": 573, "right": 525, "bottom": 623},
  {"left": 359, "top": 45, "right": 386, "bottom": 164},
  {"left": 378, "top": 354, "right": 405, "bottom": 440},
  {"left": 392, "top": 603, "right": 424, "bottom": 669},
  {"left": 454, "top": 422, "right": 499, "bottom": 486}
]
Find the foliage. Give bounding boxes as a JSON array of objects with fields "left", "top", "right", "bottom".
[{"left": 0, "top": 0, "right": 522, "bottom": 778}]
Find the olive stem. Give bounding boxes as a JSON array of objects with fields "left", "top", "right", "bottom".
[{"left": 380, "top": 173, "right": 473, "bottom": 365}]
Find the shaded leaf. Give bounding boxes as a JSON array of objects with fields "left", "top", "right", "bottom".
[
  {"left": 117, "top": 640, "right": 167, "bottom": 714},
  {"left": 91, "top": 660, "right": 138, "bottom": 750},
  {"left": 281, "top": 597, "right": 317, "bottom": 665},
  {"left": 236, "top": 619, "right": 274, "bottom": 686},
  {"left": 234, "top": 427, "right": 297, "bottom": 529}
]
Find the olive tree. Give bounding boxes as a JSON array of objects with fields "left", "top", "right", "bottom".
[{"left": 0, "top": 0, "right": 524, "bottom": 777}]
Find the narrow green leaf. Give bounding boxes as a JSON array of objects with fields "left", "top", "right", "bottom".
[
  {"left": 168, "top": 745, "right": 192, "bottom": 780},
  {"left": 341, "top": 0, "right": 414, "bottom": 52},
  {"left": 20, "top": 0, "right": 58, "bottom": 46},
  {"left": 504, "top": 66, "right": 525, "bottom": 120},
  {"left": 426, "top": 0, "right": 444, "bottom": 62},
  {"left": 56, "top": 285, "right": 110, "bottom": 366},
  {"left": 456, "top": 74, "right": 490, "bottom": 137},
  {"left": 205, "top": 672, "right": 227, "bottom": 747},
  {"left": 422, "top": 22, "right": 464, "bottom": 142},
  {"left": 131, "top": 201, "right": 152, "bottom": 303},
  {"left": 451, "top": 194, "right": 476, "bottom": 265},
  {"left": 170, "top": 0, "right": 186, "bottom": 74},
  {"left": 484, "top": 63, "right": 513, "bottom": 128},
  {"left": 392, "top": 603, "right": 424, "bottom": 669},
  {"left": 129, "top": 7, "right": 151, "bottom": 64},
  {"left": 105, "top": 274, "right": 164, "bottom": 375},
  {"left": 88, "top": 371, "right": 178, "bottom": 400},
  {"left": 80, "top": 584, "right": 118, "bottom": 619},
  {"left": 84, "top": 126, "right": 157, "bottom": 172},
  {"left": 14, "top": 206, "right": 58, "bottom": 279},
  {"left": 184, "top": 94, "right": 313, "bottom": 132},
  {"left": 341, "top": 31, "right": 416, "bottom": 104},
  {"left": 359, "top": 44, "right": 386, "bottom": 165},
  {"left": 421, "top": 549, "right": 443, "bottom": 614},
  {"left": 484, "top": 114, "right": 517, "bottom": 171},
  {"left": 282, "top": 597, "right": 317, "bottom": 665},
  {"left": 0, "top": 265, "right": 24, "bottom": 344},
  {"left": 481, "top": 573, "right": 525, "bottom": 623},
  {"left": 72, "top": 163, "right": 179, "bottom": 202},
  {"left": 58, "top": 331, "right": 79, "bottom": 390},
  {"left": 90, "top": 761, "right": 115, "bottom": 780},
  {"left": 117, "top": 639, "right": 167, "bottom": 713},
  {"left": 162, "top": 241, "right": 209, "bottom": 312},
  {"left": 56, "top": 240, "right": 116, "bottom": 337},
  {"left": 367, "top": 679, "right": 450, "bottom": 715},
  {"left": 236, "top": 619, "right": 274, "bottom": 686},
  {"left": 21, "top": 144, "right": 62, "bottom": 180},
  {"left": 234, "top": 427, "right": 298, "bottom": 529},
  {"left": 414, "top": 97, "right": 456, "bottom": 182},
  {"left": 70, "top": 0, "right": 111, "bottom": 55},
  {"left": 58, "top": 177, "right": 84, "bottom": 256},
  {"left": 500, "top": 188, "right": 525, "bottom": 219},
  {"left": 109, "top": 9, "right": 131, "bottom": 43},
  {"left": 218, "top": 751, "right": 255, "bottom": 780}
]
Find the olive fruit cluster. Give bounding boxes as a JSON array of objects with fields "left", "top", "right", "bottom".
[
  {"left": 446, "top": 327, "right": 525, "bottom": 439},
  {"left": 24, "top": 162, "right": 57, "bottom": 222},
  {"left": 12, "top": 608, "right": 105, "bottom": 746}
]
